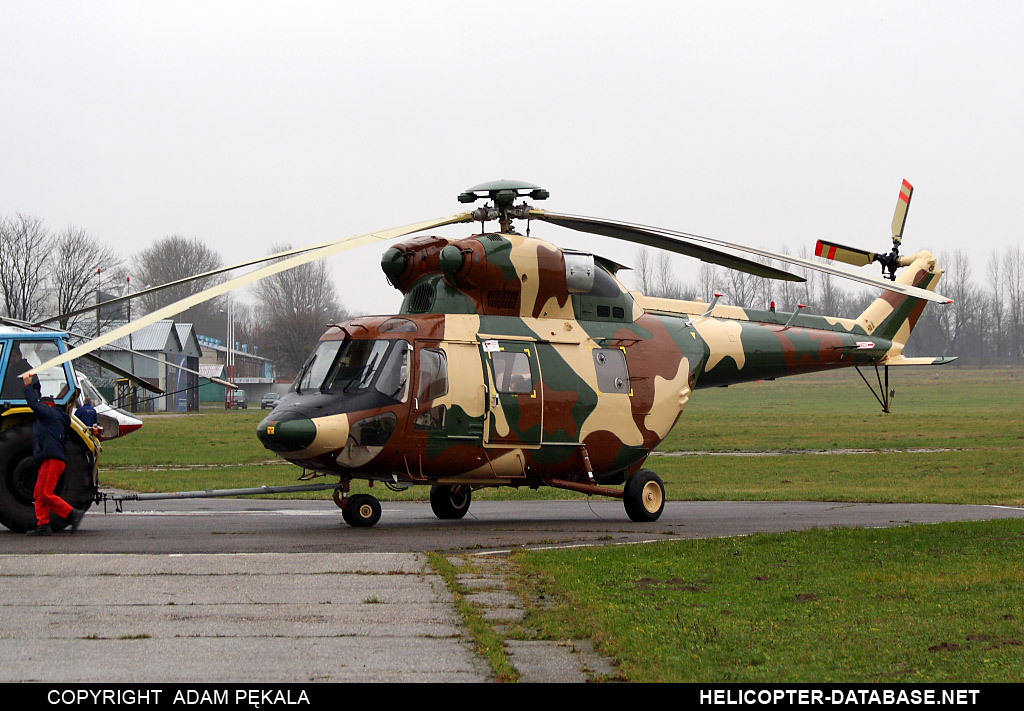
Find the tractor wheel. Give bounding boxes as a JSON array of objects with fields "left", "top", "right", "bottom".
[
  {"left": 429, "top": 485, "right": 472, "bottom": 520},
  {"left": 342, "top": 494, "right": 381, "bottom": 528},
  {"left": 623, "top": 469, "right": 666, "bottom": 522},
  {"left": 0, "top": 424, "right": 95, "bottom": 533}
]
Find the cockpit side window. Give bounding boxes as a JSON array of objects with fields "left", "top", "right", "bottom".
[
  {"left": 417, "top": 348, "right": 448, "bottom": 401},
  {"left": 374, "top": 341, "right": 411, "bottom": 402}
]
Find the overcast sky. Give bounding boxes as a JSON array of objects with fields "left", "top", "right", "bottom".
[{"left": 2, "top": 1, "right": 1021, "bottom": 321}]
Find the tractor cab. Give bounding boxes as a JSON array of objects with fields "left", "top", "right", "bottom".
[
  {"left": 0, "top": 328, "right": 99, "bottom": 533},
  {"left": 0, "top": 329, "right": 78, "bottom": 408}
]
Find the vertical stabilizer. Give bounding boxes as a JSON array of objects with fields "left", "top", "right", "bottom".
[{"left": 855, "top": 251, "right": 943, "bottom": 346}]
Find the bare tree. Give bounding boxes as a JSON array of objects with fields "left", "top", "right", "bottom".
[
  {"left": 631, "top": 248, "right": 694, "bottom": 300},
  {"left": 987, "top": 252, "right": 1005, "bottom": 359},
  {"left": 631, "top": 247, "right": 655, "bottom": 294},
  {"left": 654, "top": 253, "right": 690, "bottom": 299},
  {"left": 943, "top": 249, "right": 979, "bottom": 359},
  {"left": 725, "top": 266, "right": 754, "bottom": 309},
  {"left": 698, "top": 262, "right": 719, "bottom": 302},
  {"left": 773, "top": 247, "right": 799, "bottom": 311},
  {"left": 0, "top": 213, "right": 52, "bottom": 321},
  {"left": 1004, "top": 244, "right": 1024, "bottom": 357},
  {"left": 133, "top": 235, "right": 225, "bottom": 335},
  {"left": 49, "top": 226, "right": 125, "bottom": 332},
  {"left": 253, "top": 245, "right": 348, "bottom": 377}
]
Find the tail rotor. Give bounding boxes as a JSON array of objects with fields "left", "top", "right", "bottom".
[{"left": 815, "top": 179, "right": 914, "bottom": 281}]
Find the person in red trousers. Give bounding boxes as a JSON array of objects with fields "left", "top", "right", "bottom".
[{"left": 22, "top": 373, "right": 85, "bottom": 536}]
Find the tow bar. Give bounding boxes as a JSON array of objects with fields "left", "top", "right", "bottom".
[{"left": 99, "top": 482, "right": 342, "bottom": 513}]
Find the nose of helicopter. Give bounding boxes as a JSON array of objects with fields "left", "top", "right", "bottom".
[
  {"left": 257, "top": 411, "right": 317, "bottom": 453},
  {"left": 257, "top": 410, "right": 351, "bottom": 458}
]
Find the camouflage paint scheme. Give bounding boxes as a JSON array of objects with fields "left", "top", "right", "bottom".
[{"left": 256, "top": 231, "right": 946, "bottom": 494}]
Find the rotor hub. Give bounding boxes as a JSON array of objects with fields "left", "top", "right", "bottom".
[{"left": 458, "top": 179, "right": 549, "bottom": 233}]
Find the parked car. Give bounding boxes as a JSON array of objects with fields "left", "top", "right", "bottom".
[
  {"left": 261, "top": 392, "right": 281, "bottom": 409},
  {"left": 228, "top": 389, "right": 248, "bottom": 409}
]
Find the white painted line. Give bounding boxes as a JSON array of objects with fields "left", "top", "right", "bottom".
[{"left": 474, "top": 538, "right": 665, "bottom": 556}]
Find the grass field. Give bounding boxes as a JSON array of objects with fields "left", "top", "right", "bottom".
[
  {"left": 96, "top": 366, "right": 1024, "bottom": 682},
  {"left": 512, "top": 519, "right": 1024, "bottom": 682}
]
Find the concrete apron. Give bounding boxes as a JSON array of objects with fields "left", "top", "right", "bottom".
[
  {"left": 0, "top": 551, "right": 616, "bottom": 683},
  {"left": 0, "top": 552, "right": 489, "bottom": 683}
]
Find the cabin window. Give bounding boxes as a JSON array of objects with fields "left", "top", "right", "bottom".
[
  {"left": 491, "top": 352, "right": 532, "bottom": 394},
  {"left": 586, "top": 267, "right": 622, "bottom": 297},
  {"left": 417, "top": 348, "right": 448, "bottom": 401},
  {"left": 593, "top": 348, "right": 630, "bottom": 394},
  {"left": 414, "top": 404, "right": 447, "bottom": 431}
]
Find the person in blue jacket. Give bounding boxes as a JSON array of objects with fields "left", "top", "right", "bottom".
[
  {"left": 75, "top": 398, "right": 98, "bottom": 427},
  {"left": 21, "top": 373, "right": 85, "bottom": 536}
]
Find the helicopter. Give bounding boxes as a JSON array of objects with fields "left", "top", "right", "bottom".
[{"left": 28, "top": 179, "right": 954, "bottom": 527}]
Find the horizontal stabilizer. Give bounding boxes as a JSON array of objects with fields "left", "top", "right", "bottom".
[{"left": 877, "top": 355, "right": 957, "bottom": 366}]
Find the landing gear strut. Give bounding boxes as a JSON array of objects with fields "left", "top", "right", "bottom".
[{"left": 855, "top": 362, "right": 894, "bottom": 413}]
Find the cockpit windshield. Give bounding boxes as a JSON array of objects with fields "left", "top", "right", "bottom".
[{"left": 295, "top": 339, "right": 410, "bottom": 402}]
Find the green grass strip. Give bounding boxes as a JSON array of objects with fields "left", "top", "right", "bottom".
[{"left": 426, "top": 552, "right": 519, "bottom": 683}]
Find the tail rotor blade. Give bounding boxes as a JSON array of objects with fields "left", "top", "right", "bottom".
[
  {"left": 891, "top": 179, "right": 913, "bottom": 245},
  {"left": 814, "top": 239, "right": 877, "bottom": 267}
]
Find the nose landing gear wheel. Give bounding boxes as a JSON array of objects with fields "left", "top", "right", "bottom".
[
  {"left": 623, "top": 469, "right": 665, "bottom": 522},
  {"left": 429, "top": 485, "right": 472, "bottom": 520},
  {"left": 342, "top": 494, "right": 382, "bottom": 527}
]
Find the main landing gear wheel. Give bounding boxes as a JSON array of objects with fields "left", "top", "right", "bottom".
[
  {"left": 623, "top": 469, "right": 666, "bottom": 522},
  {"left": 429, "top": 485, "right": 472, "bottom": 520},
  {"left": 342, "top": 494, "right": 381, "bottom": 527}
]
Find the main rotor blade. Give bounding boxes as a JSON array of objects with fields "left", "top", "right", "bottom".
[
  {"left": 43, "top": 239, "right": 370, "bottom": 326},
  {"left": 27, "top": 213, "right": 474, "bottom": 376},
  {"left": 892, "top": 179, "right": 913, "bottom": 245},
  {"left": 531, "top": 209, "right": 952, "bottom": 304},
  {"left": 79, "top": 353, "right": 164, "bottom": 394},
  {"left": 814, "top": 239, "right": 877, "bottom": 267},
  {"left": 532, "top": 212, "right": 804, "bottom": 282}
]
